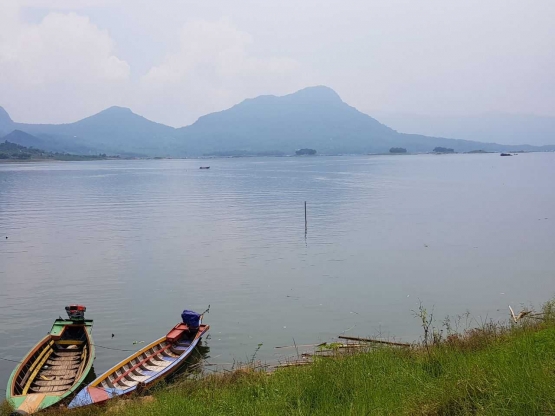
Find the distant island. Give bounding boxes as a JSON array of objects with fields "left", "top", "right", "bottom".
[
  {"left": 389, "top": 147, "right": 407, "bottom": 154},
  {"left": 433, "top": 147, "right": 455, "bottom": 153},
  {"left": 0, "top": 140, "right": 114, "bottom": 161},
  {"left": 295, "top": 148, "right": 317, "bottom": 156}
]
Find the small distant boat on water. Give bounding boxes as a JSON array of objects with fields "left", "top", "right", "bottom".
[
  {"left": 199, "top": 166, "right": 210, "bottom": 169},
  {"left": 6, "top": 305, "right": 94, "bottom": 415},
  {"left": 68, "top": 310, "right": 209, "bottom": 409},
  {"left": 500, "top": 153, "right": 513, "bottom": 156}
]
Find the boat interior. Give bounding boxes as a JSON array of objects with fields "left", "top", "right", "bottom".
[
  {"left": 12, "top": 325, "right": 90, "bottom": 396},
  {"left": 98, "top": 325, "right": 204, "bottom": 391}
]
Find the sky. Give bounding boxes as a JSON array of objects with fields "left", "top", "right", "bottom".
[{"left": 0, "top": 0, "right": 554, "bottom": 127}]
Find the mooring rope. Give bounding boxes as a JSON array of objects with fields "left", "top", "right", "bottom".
[
  {"left": 0, "top": 307, "right": 212, "bottom": 365},
  {"left": 92, "top": 344, "right": 137, "bottom": 352},
  {"left": 0, "top": 356, "right": 21, "bottom": 363},
  {"left": 0, "top": 343, "right": 138, "bottom": 366}
]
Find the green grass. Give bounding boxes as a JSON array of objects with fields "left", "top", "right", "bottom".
[
  {"left": 116, "top": 326, "right": 555, "bottom": 415},
  {"left": 4, "top": 304, "right": 555, "bottom": 416}
]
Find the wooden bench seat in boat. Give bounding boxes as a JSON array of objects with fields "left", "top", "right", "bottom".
[
  {"left": 33, "top": 378, "right": 73, "bottom": 387},
  {"left": 108, "top": 344, "right": 175, "bottom": 388},
  {"left": 30, "top": 386, "right": 69, "bottom": 393},
  {"left": 171, "top": 344, "right": 190, "bottom": 353},
  {"left": 166, "top": 324, "right": 189, "bottom": 342},
  {"left": 53, "top": 351, "right": 81, "bottom": 356}
]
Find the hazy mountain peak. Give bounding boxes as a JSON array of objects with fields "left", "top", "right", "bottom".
[
  {"left": 233, "top": 85, "right": 341, "bottom": 107},
  {"left": 6, "top": 129, "right": 29, "bottom": 136},
  {"left": 287, "top": 85, "right": 343, "bottom": 102},
  {"left": 221, "top": 85, "right": 345, "bottom": 116},
  {"left": 98, "top": 106, "right": 134, "bottom": 116},
  {"left": 77, "top": 106, "right": 147, "bottom": 125},
  {"left": 0, "top": 106, "right": 13, "bottom": 124},
  {"left": 2, "top": 129, "right": 43, "bottom": 148},
  {"left": 2, "top": 129, "right": 35, "bottom": 139}
]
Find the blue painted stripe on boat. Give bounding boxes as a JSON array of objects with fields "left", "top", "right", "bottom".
[
  {"left": 153, "top": 337, "right": 201, "bottom": 380},
  {"left": 107, "top": 388, "right": 126, "bottom": 397},
  {"left": 144, "top": 343, "right": 193, "bottom": 383},
  {"left": 173, "top": 346, "right": 188, "bottom": 351},
  {"left": 68, "top": 387, "right": 93, "bottom": 408}
]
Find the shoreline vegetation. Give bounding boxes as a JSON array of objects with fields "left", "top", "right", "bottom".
[
  {"left": 3, "top": 300, "right": 555, "bottom": 415},
  {"left": 0, "top": 141, "right": 546, "bottom": 165},
  {"left": 0, "top": 141, "right": 118, "bottom": 162}
]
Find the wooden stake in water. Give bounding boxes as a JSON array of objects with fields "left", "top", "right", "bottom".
[{"left": 304, "top": 201, "right": 307, "bottom": 234}]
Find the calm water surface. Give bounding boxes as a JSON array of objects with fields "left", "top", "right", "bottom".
[{"left": 1, "top": 154, "right": 554, "bottom": 387}]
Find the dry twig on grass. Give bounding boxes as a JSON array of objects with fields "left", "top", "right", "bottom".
[{"left": 338, "top": 336, "right": 411, "bottom": 347}]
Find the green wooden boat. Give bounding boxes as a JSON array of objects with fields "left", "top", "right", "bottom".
[{"left": 6, "top": 305, "right": 94, "bottom": 414}]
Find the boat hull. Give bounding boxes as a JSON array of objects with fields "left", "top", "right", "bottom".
[
  {"left": 69, "top": 323, "right": 208, "bottom": 409},
  {"left": 6, "top": 319, "right": 94, "bottom": 414}
]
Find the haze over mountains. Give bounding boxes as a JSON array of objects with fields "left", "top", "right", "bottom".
[
  {"left": 1, "top": 86, "right": 554, "bottom": 157},
  {"left": 373, "top": 112, "right": 555, "bottom": 147}
]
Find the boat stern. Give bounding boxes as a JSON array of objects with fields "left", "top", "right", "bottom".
[
  {"left": 8, "top": 394, "right": 62, "bottom": 415},
  {"left": 68, "top": 386, "right": 122, "bottom": 409}
]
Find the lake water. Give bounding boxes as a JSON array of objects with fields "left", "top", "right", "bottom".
[{"left": 1, "top": 154, "right": 555, "bottom": 388}]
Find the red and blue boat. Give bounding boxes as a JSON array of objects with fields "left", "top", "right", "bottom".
[{"left": 68, "top": 310, "right": 208, "bottom": 409}]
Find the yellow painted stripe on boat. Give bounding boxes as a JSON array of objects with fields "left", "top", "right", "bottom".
[
  {"left": 91, "top": 336, "right": 167, "bottom": 387},
  {"left": 19, "top": 340, "right": 54, "bottom": 390},
  {"left": 22, "top": 343, "right": 54, "bottom": 395},
  {"left": 75, "top": 345, "right": 88, "bottom": 382}
]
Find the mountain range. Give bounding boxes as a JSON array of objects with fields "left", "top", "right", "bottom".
[{"left": 1, "top": 86, "right": 554, "bottom": 156}]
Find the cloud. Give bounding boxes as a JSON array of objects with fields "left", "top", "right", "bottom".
[
  {"left": 0, "top": 1, "right": 130, "bottom": 123},
  {"left": 1, "top": 13, "right": 129, "bottom": 85},
  {"left": 18, "top": 0, "right": 120, "bottom": 9},
  {"left": 139, "top": 18, "right": 307, "bottom": 126},
  {"left": 6, "top": 1, "right": 550, "bottom": 127},
  {"left": 0, "top": 8, "right": 309, "bottom": 127}
]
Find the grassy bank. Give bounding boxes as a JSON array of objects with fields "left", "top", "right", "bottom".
[{"left": 4, "top": 302, "right": 555, "bottom": 416}]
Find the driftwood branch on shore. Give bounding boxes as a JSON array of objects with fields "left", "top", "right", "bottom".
[
  {"left": 509, "top": 305, "right": 518, "bottom": 323},
  {"left": 509, "top": 306, "right": 539, "bottom": 323},
  {"left": 275, "top": 361, "right": 312, "bottom": 368},
  {"left": 338, "top": 336, "right": 411, "bottom": 347},
  {"left": 275, "top": 343, "right": 326, "bottom": 349}
]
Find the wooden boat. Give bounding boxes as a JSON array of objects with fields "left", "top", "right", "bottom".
[
  {"left": 6, "top": 305, "right": 94, "bottom": 414},
  {"left": 199, "top": 166, "right": 210, "bottom": 169},
  {"left": 68, "top": 311, "right": 209, "bottom": 409}
]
